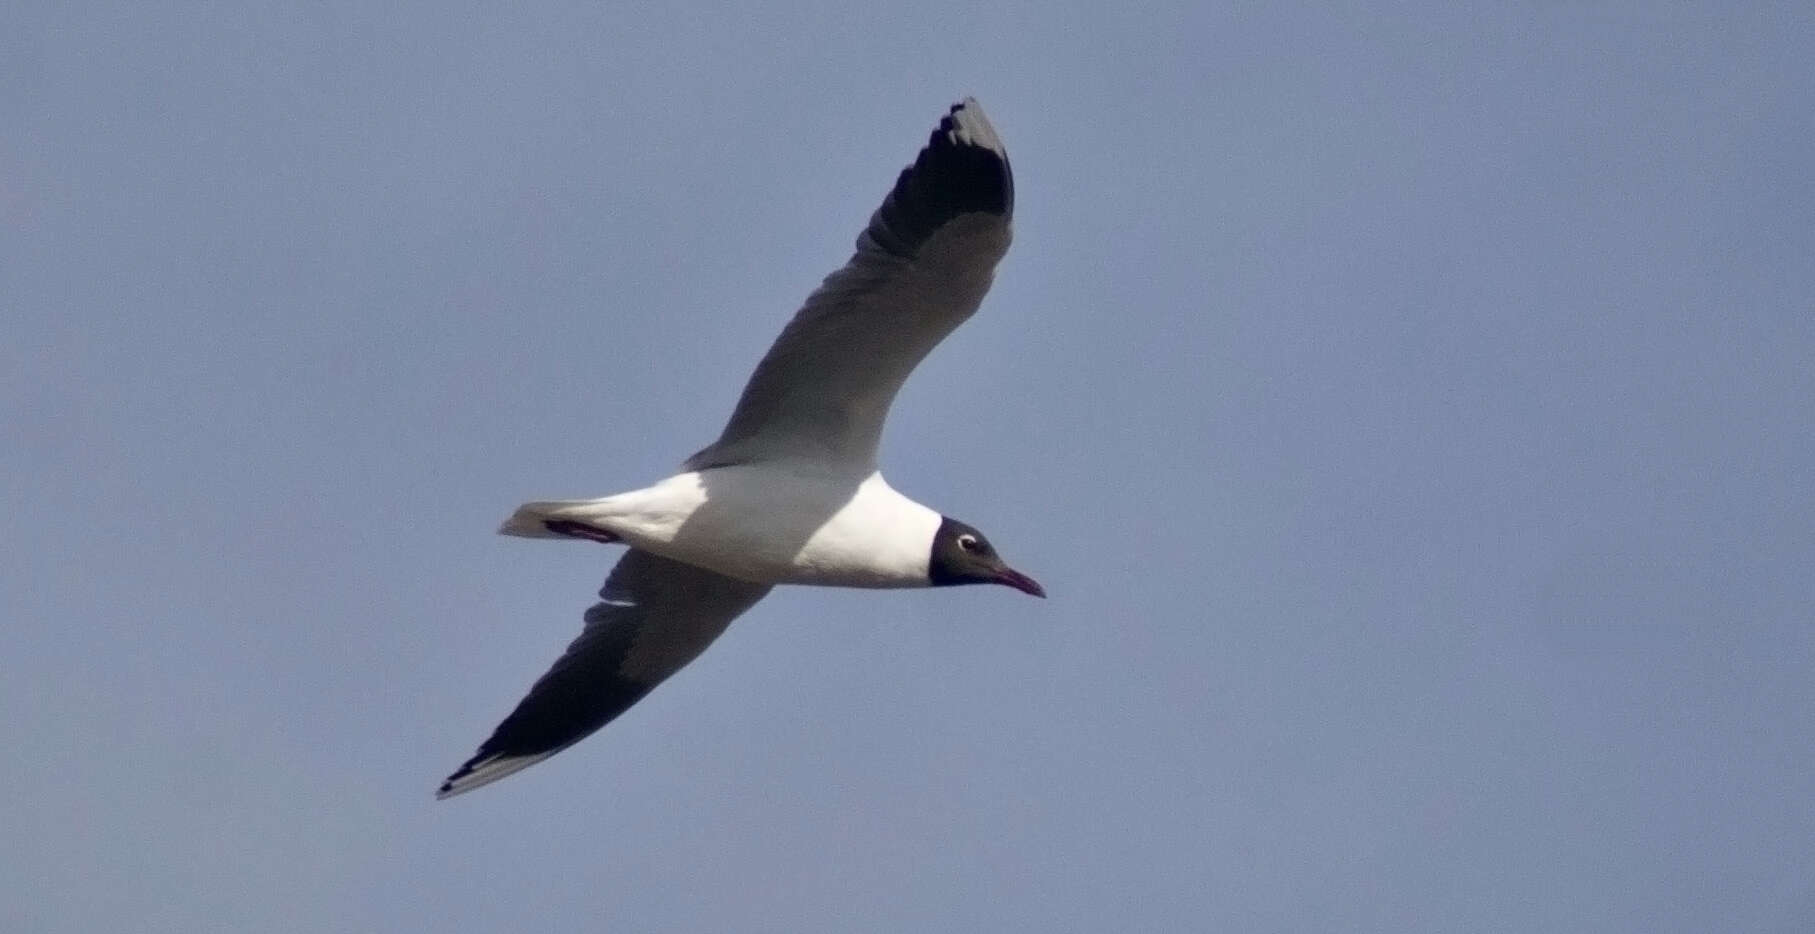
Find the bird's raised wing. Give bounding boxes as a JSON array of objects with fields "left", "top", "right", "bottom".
[
  {"left": 686, "top": 98, "right": 1014, "bottom": 471},
  {"left": 438, "top": 550, "right": 771, "bottom": 798}
]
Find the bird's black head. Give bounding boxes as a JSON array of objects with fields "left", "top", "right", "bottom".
[{"left": 928, "top": 516, "right": 1044, "bottom": 597}]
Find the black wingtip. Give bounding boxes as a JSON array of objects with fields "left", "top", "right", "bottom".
[
  {"left": 865, "top": 99, "right": 1013, "bottom": 258},
  {"left": 924, "top": 98, "right": 1012, "bottom": 217},
  {"left": 440, "top": 763, "right": 473, "bottom": 790},
  {"left": 435, "top": 756, "right": 480, "bottom": 799}
]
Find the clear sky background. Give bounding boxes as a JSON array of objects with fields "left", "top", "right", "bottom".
[{"left": 6, "top": 2, "right": 1813, "bottom": 931}]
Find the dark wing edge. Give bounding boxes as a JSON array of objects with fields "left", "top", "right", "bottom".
[
  {"left": 862, "top": 97, "right": 1014, "bottom": 260},
  {"left": 684, "top": 98, "right": 1014, "bottom": 471},
  {"left": 436, "top": 551, "right": 771, "bottom": 799}
]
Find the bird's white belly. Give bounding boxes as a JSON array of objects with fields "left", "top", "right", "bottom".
[{"left": 597, "top": 466, "right": 940, "bottom": 587}]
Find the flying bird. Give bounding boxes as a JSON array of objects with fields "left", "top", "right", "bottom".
[{"left": 439, "top": 99, "right": 1039, "bottom": 799}]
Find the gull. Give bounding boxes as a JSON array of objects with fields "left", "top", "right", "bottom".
[{"left": 438, "top": 99, "right": 1040, "bottom": 799}]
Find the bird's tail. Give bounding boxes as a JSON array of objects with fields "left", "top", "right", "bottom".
[{"left": 498, "top": 499, "right": 618, "bottom": 540}]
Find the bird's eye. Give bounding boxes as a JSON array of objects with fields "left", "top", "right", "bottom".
[{"left": 957, "top": 534, "right": 980, "bottom": 552}]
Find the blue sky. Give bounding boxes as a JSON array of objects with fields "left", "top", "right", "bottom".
[{"left": 6, "top": 2, "right": 1813, "bottom": 930}]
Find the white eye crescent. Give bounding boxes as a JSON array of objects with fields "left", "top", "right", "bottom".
[{"left": 958, "top": 534, "right": 980, "bottom": 552}]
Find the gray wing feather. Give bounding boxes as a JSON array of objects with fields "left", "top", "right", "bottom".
[
  {"left": 438, "top": 550, "right": 771, "bottom": 798},
  {"left": 686, "top": 99, "right": 1014, "bottom": 470}
]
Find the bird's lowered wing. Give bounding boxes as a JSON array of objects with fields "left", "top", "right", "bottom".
[{"left": 438, "top": 550, "right": 771, "bottom": 798}]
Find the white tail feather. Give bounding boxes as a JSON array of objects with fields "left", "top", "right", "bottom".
[{"left": 498, "top": 499, "right": 613, "bottom": 539}]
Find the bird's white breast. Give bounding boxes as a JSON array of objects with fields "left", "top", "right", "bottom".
[{"left": 595, "top": 465, "right": 941, "bottom": 588}]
